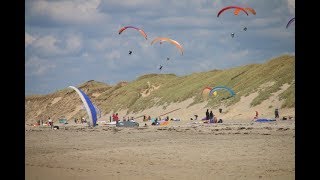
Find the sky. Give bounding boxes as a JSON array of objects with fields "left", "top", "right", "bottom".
[{"left": 25, "top": 0, "right": 295, "bottom": 95}]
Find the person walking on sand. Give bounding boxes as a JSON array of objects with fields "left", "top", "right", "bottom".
[{"left": 275, "top": 108, "right": 279, "bottom": 119}]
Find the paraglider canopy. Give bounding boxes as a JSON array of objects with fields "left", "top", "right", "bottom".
[
  {"left": 69, "top": 86, "right": 98, "bottom": 127},
  {"left": 118, "top": 26, "right": 148, "bottom": 40},
  {"left": 217, "top": 6, "right": 249, "bottom": 17},
  {"left": 234, "top": 7, "right": 256, "bottom": 16},
  {"left": 209, "top": 86, "right": 235, "bottom": 97},
  {"left": 286, "top": 17, "right": 295, "bottom": 28},
  {"left": 151, "top": 37, "right": 184, "bottom": 55}
]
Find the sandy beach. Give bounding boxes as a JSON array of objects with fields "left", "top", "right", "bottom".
[
  {"left": 26, "top": 87, "right": 295, "bottom": 180},
  {"left": 25, "top": 118, "right": 294, "bottom": 180}
]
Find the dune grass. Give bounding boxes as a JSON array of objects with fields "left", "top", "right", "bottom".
[{"left": 26, "top": 54, "right": 295, "bottom": 121}]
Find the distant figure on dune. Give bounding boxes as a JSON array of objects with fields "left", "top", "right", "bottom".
[{"left": 275, "top": 108, "right": 279, "bottom": 118}]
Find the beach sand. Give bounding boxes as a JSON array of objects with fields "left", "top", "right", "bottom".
[{"left": 25, "top": 119, "right": 294, "bottom": 180}]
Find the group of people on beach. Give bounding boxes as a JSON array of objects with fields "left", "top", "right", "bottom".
[
  {"left": 73, "top": 117, "right": 87, "bottom": 124},
  {"left": 110, "top": 113, "right": 137, "bottom": 124},
  {"left": 201, "top": 109, "right": 222, "bottom": 123},
  {"left": 253, "top": 108, "right": 281, "bottom": 121},
  {"left": 35, "top": 117, "right": 54, "bottom": 129}
]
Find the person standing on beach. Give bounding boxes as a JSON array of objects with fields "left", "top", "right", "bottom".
[
  {"left": 206, "top": 109, "right": 210, "bottom": 120},
  {"left": 209, "top": 111, "right": 214, "bottom": 123},
  {"left": 114, "top": 113, "right": 119, "bottom": 124},
  {"left": 48, "top": 117, "right": 53, "bottom": 129},
  {"left": 255, "top": 111, "right": 259, "bottom": 119},
  {"left": 275, "top": 108, "right": 279, "bottom": 119}
]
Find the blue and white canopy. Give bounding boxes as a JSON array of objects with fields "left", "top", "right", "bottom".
[{"left": 69, "top": 86, "right": 97, "bottom": 127}]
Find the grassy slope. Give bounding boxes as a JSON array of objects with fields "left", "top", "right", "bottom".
[{"left": 25, "top": 55, "right": 295, "bottom": 122}]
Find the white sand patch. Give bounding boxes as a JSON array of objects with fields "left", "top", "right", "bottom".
[
  {"left": 140, "top": 81, "right": 161, "bottom": 97},
  {"left": 51, "top": 97, "right": 62, "bottom": 105},
  {"left": 91, "top": 93, "right": 101, "bottom": 97},
  {"left": 258, "top": 81, "right": 275, "bottom": 90}
]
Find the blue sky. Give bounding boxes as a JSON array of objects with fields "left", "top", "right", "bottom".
[{"left": 25, "top": 0, "right": 295, "bottom": 95}]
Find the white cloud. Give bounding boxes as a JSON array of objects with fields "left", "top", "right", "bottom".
[
  {"left": 255, "top": 27, "right": 294, "bottom": 39},
  {"left": 105, "top": 50, "right": 121, "bottom": 60},
  {"left": 66, "top": 35, "right": 82, "bottom": 52},
  {"left": 226, "top": 49, "right": 249, "bottom": 61},
  {"left": 100, "top": 0, "right": 162, "bottom": 7},
  {"left": 25, "top": 56, "right": 57, "bottom": 76},
  {"left": 250, "top": 17, "right": 280, "bottom": 28},
  {"left": 93, "top": 37, "right": 121, "bottom": 51},
  {"left": 30, "top": 34, "right": 83, "bottom": 56},
  {"left": 25, "top": 32, "right": 36, "bottom": 47},
  {"left": 28, "top": 0, "right": 109, "bottom": 25},
  {"left": 154, "top": 16, "right": 213, "bottom": 28},
  {"left": 32, "top": 35, "right": 60, "bottom": 55}
]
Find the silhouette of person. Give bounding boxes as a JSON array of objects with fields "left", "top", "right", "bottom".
[
  {"left": 159, "top": 65, "right": 163, "bottom": 70},
  {"left": 275, "top": 108, "right": 279, "bottom": 118},
  {"left": 205, "top": 109, "right": 209, "bottom": 120},
  {"left": 243, "top": 27, "right": 247, "bottom": 31},
  {"left": 231, "top": 33, "right": 235, "bottom": 38},
  {"left": 129, "top": 50, "right": 132, "bottom": 55}
]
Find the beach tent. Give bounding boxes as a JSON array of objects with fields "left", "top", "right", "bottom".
[{"left": 69, "top": 86, "right": 97, "bottom": 127}]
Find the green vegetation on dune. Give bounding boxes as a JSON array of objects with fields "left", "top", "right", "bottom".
[
  {"left": 25, "top": 54, "right": 295, "bottom": 121},
  {"left": 95, "top": 55, "right": 294, "bottom": 114}
]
